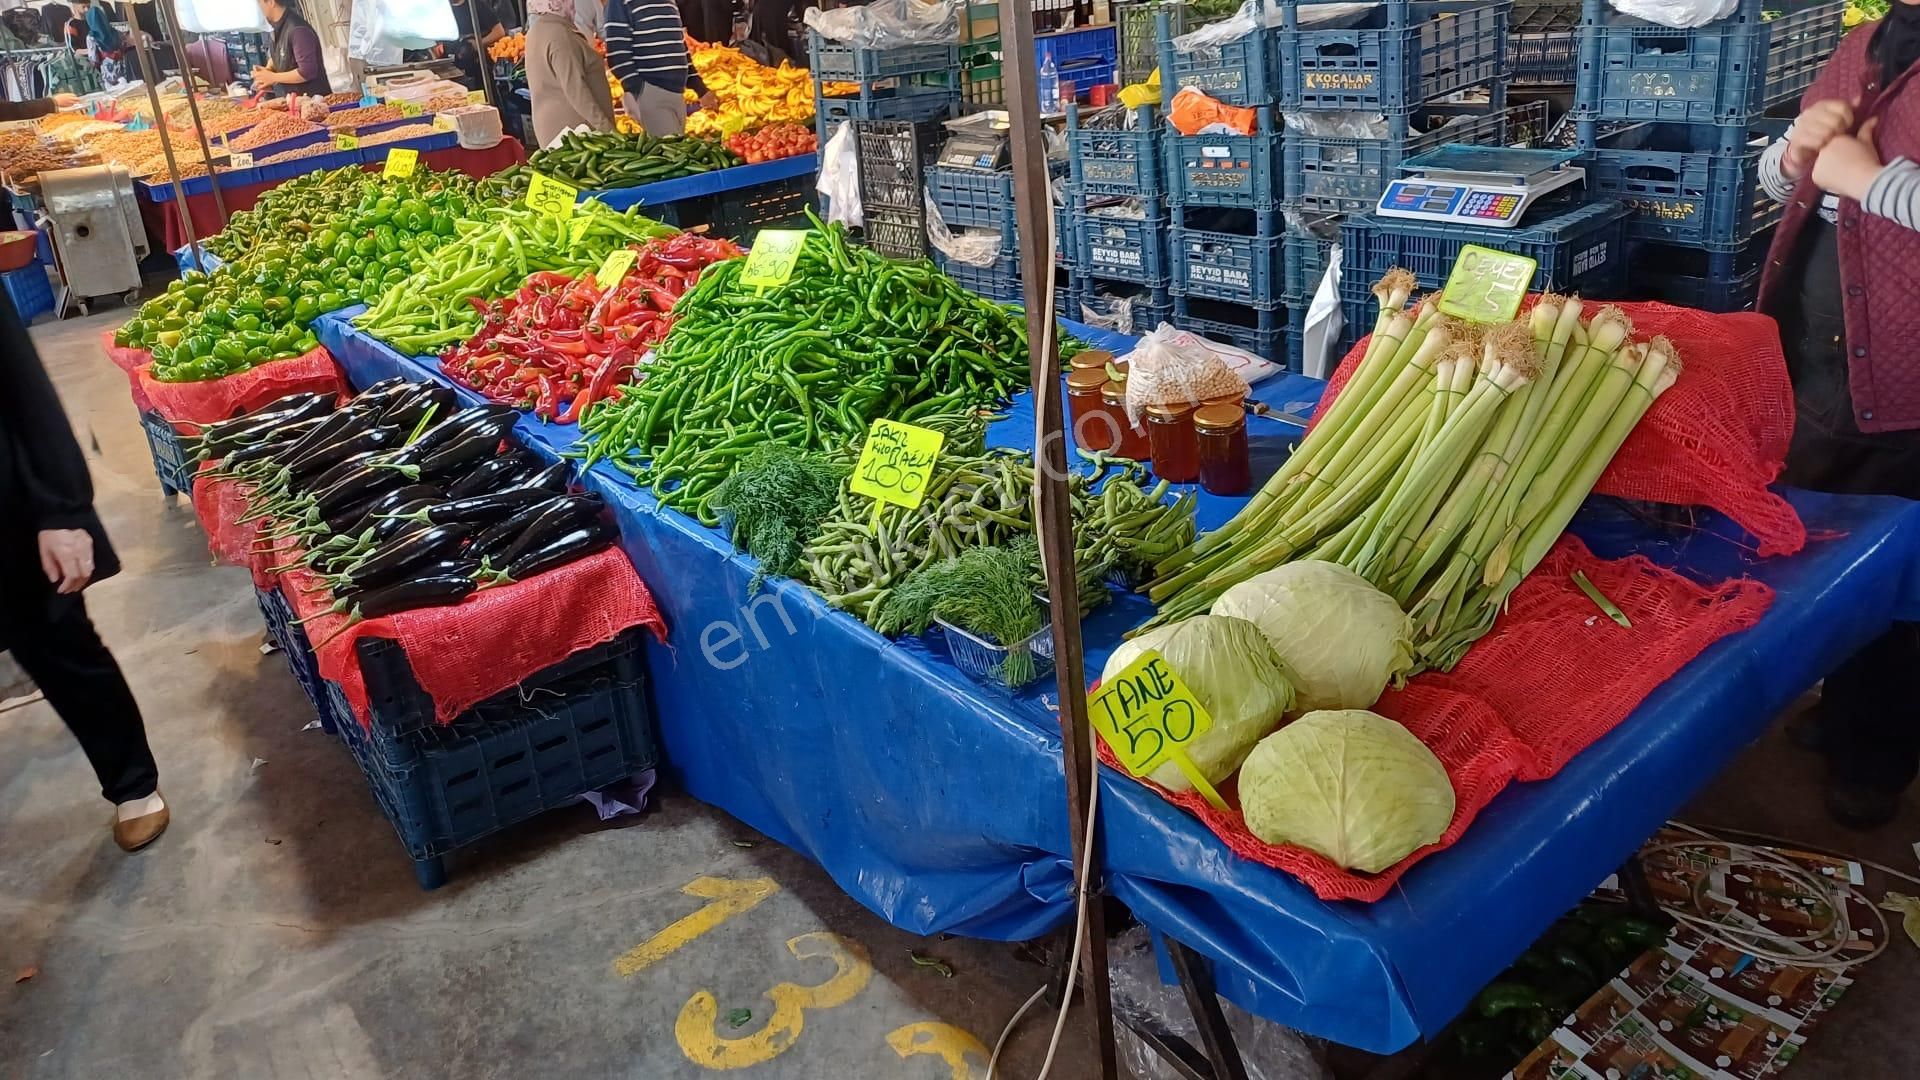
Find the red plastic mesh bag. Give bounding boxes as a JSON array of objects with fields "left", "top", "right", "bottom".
[
  {"left": 274, "top": 542, "right": 667, "bottom": 728},
  {"left": 99, "top": 329, "right": 155, "bottom": 412},
  {"left": 1113, "top": 537, "right": 1773, "bottom": 902},
  {"left": 1320, "top": 300, "right": 1802, "bottom": 555},
  {"left": 136, "top": 345, "right": 349, "bottom": 428},
  {"left": 189, "top": 464, "right": 271, "bottom": 580}
]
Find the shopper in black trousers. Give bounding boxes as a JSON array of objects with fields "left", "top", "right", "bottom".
[{"left": 1, "top": 291, "right": 167, "bottom": 851}]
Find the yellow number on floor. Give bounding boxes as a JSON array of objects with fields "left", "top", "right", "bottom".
[
  {"left": 675, "top": 932, "right": 873, "bottom": 1070},
  {"left": 612, "top": 876, "right": 779, "bottom": 977},
  {"left": 886, "top": 1022, "right": 991, "bottom": 1080}
]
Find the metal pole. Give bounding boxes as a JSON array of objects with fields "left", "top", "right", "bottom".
[
  {"left": 124, "top": 0, "right": 203, "bottom": 266},
  {"left": 1000, "top": 0, "right": 1118, "bottom": 1075},
  {"left": 469, "top": 3, "right": 494, "bottom": 108},
  {"left": 156, "top": 0, "right": 228, "bottom": 227}
]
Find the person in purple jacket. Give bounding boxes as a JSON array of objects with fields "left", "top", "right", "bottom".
[{"left": 251, "top": 0, "right": 331, "bottom": 97}]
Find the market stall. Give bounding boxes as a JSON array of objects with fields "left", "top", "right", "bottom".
[{"left": 305, "top": 303, "right": 1920, "bottom": 1052}]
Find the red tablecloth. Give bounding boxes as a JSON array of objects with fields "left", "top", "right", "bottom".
[{"left": 140, "top": 141, "right": 526, "bottom": 253}]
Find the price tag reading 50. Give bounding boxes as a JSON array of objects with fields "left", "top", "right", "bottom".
[
  {"left": 524, "top": 172, "right": 578, "bottom": 216},
  {"left": 849, "top": 419, "right": 944, "bottom": 510},
  {"left": 738, "top": 229, "right": 808, "bottom": 289},
  {"left": 1088, "top": 650, "right": 1228, "bottom": 811}
]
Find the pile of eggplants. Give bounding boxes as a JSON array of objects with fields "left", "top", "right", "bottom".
[{"left": 201, "top": 378, "right": 620, "bottom": 631}]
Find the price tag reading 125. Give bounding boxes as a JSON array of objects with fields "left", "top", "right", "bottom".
[
  {"left": 850, "top": 419, "right": 944, "bottom": 511},
  {"left": 1437, "top": 244, "right": 1538, "bottom": 325},
  {"left": 524, "top": 172, "right": 578, "bottom": 216},
  {"left": 738, "top": 228, "right": 808, "bottom": 289},
  {"left": 382, "top": 148, "right": 418, "bottom": 178},
  {"left": 1089, "top": 650, "right": 1228, "bottom": 811}
]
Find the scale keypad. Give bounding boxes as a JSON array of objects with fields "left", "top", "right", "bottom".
[{"left": 1463, "top": 191, "right": 1522, "bottom": 220}]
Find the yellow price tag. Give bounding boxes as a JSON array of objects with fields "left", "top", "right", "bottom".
[
  {"left": 1437, "top": 245, "right": 1539, "bottom": 325},
  {"left": 383, "top": 148, "right": 419, "bottom": 178},
  {"left": 333, "top": 132, "right": 359, "bottom": 151},
  {"left": 524, "top": 171, "right": 578, "bottom": 216},
  {"left": 399, "top": 100, "right": 423, "bottom": 118},
  {"left": 432, "top": 113, "right": 456, "bottom": 133},
  {"left": 1088, "top": 649, "right": 1227, "bottom": 811},
  {"left": 849, "top": 419, "right": 944, "bottom": 510},
  {"left": 738, "top": 228, "right": 809, "bottom": 289},
  {"left": 597, "top": 247, "right": 637, "bottom": 285},
  {"left": 467, "top": 89, "right": 485, "bottom": 105},
  {"left": 229, "top": 151, "right": 253, "bottom": 168}
]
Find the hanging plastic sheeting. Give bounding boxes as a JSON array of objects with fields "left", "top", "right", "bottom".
[
  {"left": 803, "top": 0, "right": 959, "bottom": 47},
  {"left": 349, "top": 0, "right": 460, "bottom": 62},
  {"left": 173, "top": 0, "right": 269, "bottom": 35},
  {"left": 1608, "top": 0, "right": 1739, "bottom": 28}
]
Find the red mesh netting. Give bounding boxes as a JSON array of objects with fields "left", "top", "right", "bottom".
[
  {"left": 269, "top": 537, "right": 667, "bottom": 729},
  {"left": 99, "top": 330, "right": 154, "bottom": 413},
  {"left": 188, "top": 464, "right": 272, "bottom": 582},
  {"left": 135, "top": 345, "right": 350, "bottom": 428},
  {"left": 1320, "top": 300, "right": 1803, "bottom": 555},
  {"left": 1112, "top": 536, "right": 1773, "bottom": 902}
]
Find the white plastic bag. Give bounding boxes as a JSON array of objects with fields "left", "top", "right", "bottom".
[
  {"left": 348, "top": 1, "right": 405, "bottom": 63},
  {"left": 1608, "top": 0, "right": 1738, "bottom": 28},
  {"left": 816, "top": 120, "right": 863, "bottom": 227},
  {"left": 803, "top": 0, "right": 960, "bottom": 47},
  {"left": 376, "top": 0, "right": 459, "bottom": 47},
  {"left": 1300, "top": 243, "right": 1345, "bottom": 379},
  {"left": 1121, "top": 323, "right": 1279, "bottom": 425},
  {"left": 923, "top": 191, "right": 1001, "bottom": 266},
  {"left": 175, "top": 0, "right": 270, "bottom": 34}
]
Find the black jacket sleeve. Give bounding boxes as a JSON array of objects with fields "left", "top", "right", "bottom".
[
  {"left": 0, "top": 97, "right": 56, "bottom": 122},
  {"left": 0, "top": 289, "right": 97, "bottom": 531}
]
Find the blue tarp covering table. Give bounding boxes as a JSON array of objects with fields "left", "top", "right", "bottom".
[
  {"left": 588, "top": 154, "right": 818, "bottom": 212},
  {"left": 314, "top": 308, "right": 1920, "bottom": 1052}
]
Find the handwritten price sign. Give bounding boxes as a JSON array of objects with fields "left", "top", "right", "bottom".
[
  {"left": 432, "top": 114, "right": 456, "bottom": 133},
  {"left": 382, "top": 148, "right": 419, "bottom": 178},
  {"left": 597, "top": 247, "right": 637, "bottom": 285},
  {"left": 524, "top": 171, "right": 578, "bottom": 216},
  {"left": 738, "top": 229, "right": 808, "bottom": 289},
  {"left": 850, "top": 419, "right": 944, "bottom": 510},
  {"left": 1438, "top": 245, "right": 1538, "bottom": 325},
  {"left": 1088, "top": 650, "right": 1227, "bottom": 810},
  {"left": 333, "top": 132, "right": 359, "bottom": 151},
  {"left": 399, "top": 100, "right": 423, "bottom": 118}
]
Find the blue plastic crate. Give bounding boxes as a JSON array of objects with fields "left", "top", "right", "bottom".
[
  {"left": 1067, "top": 103, "right": 1162, "bottom": 199},
  {"left": 254, "top": 585, "right": 337, "bottom": 733},
  {"left": 1079, "top": 210, "right": 1170, "bottom": 286},
  {"left": 1078, "top": 277, "right": 1174, "bottom": 334},
  {"left": 1278, "top": 1, "right": 1511, "bottom": 113},
  {"left": 1572, "top": 0, "right": 1843, "bottom": 125},
  {"left": 325, "top": 628, "right": 655, "bottom": 889},
  {"left": 1582, "top": 122, "right": 1777, "bottom": 250},
  {"left": 936, "top": 251, "right": 1024, "bottom": 303},
  {"left": 814, "top": 85, "right": 958, "bottom": 147},
  {"left": 1510, "top": 1, "right": 1579, "bottom": 85},
  {"left": 1, "top": 264, "right": 53, "bottom": 322},
  {"left": 139, "top": 410, "right": 196, "bottom": 499},
  {"left": 1038, "top": 25, "right": 1118, "bottom": 72},
  {"left": 173, "top": 243, "right": 225, "bottom": 278},
  {"left": 1169, "top": 224, "right": 1280, "bottom": 306},
  {"left": 929, "top": 165, "right": 1016, "bottom": 232},
  {"left": 1158, "top": 6, "right": 1275, "bottom": 106},
  {"left": 1054, "top": 198, "right": 1079, "bottom": 267},
  {"left": 1624, "top": 234, "right": 1767, "bottom": 313},
  {"left": 1170, "top": 293, "right": 1291, "bottom": 369},
  {"left": 1282, "top": 223, "right": 1339, "bottom": 305},
  {"left": 1338, "top": 199, "right": 1630, "bottom": 334},
  {"left": 809, "top": 29, "right": 961, "bottom": 80},
  {"left": 1165, "top": 108, "right": 1284, "bottom": 210},
  {"left": 1282, "top": 101, "right": 1544, "bottom": 215}
]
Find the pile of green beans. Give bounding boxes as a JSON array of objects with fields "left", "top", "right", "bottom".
[
  {"left": 354, "top": 202, "right": 676, "bottom": 356},
  {"left": 804, "top": 448, "right": 1196, "bottom": 627},
  {"left": 577, "top": 217, "right": 1032, "bottom": 520}
]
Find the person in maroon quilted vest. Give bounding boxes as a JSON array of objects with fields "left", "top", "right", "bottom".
[{"left": 1758, "top": 3, "right": 1920, "bottom": 829}]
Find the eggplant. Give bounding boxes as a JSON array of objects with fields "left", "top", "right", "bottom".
[
  {"left": 304, "top": 449, "right": 383, "bottom": 497},
  {"left": 418, "top": 415, "right": 519, "bottom": 479},
  {"left": 321, "top": 492, "right": 389, "bottom": 537},
  {"left": 505, "top": 521, "right": 617, "bottom": 581},
  {"left": 444, "top": 449, "right": 537, "bottom": 500},
  {"left": 511, "top": 460, "right": 572, "bottom": 495},
  {"left": 370, "top": 512, "right": 432, "bottom": 545},
  {"left": 392, "top": 404, "right": 519, "bottom": 467},
  {"left": 218, "top": 419, "right": 329, "bottom": 470},
  {"left": 196, "top": 393, "right": 335, "bottom": 455},
  {"left": 401, "top": 488, "right": 551, "bottom": 528},
  {"left": 311, "top": 457, "right": 416, "bottom": 520},
  {"left": 273, "top": 409, "right": 364, "bottom": 471},
  {"left": 499, "top": 493, "right": 607, "bottom": 563},
  {"left": 288, "top": 426, "right": 405, "bottom": 490},
  {"left": 346, "top": 484, "right": 447, "bottom": 536},
  {"left": 471, "top": 494, "right": 571, "bottom": 558},
  {"left": 351, "top": 573, "right": 479, "bottom": 618},
  {"left": 380, "top": 384, "right": 461, "bottom": 433},
  {"left": 342, "top": 522, "right": 476, "bottom": 593},
  {"left": 344, "top": 378, "right": 415, "bottom": 413}
]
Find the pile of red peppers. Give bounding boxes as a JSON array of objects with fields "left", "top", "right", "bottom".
[{"left": 439, "top": 232, "right": 743, "bottom": 424}]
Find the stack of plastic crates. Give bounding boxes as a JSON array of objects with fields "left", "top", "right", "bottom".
[
  {"left": 139, "top": 411, "right": 196, "bottom": 499},
  {"left": 1572, "top": 0, "right": 1841, "bottom": 311},
  {"left": 1065, "top": 102, "right": 1171, "bottom": 331},
  {"left": 1509, "top": 1, "right": 1580, "bottom": 86},
  {"left": 854, "top": 118, "right": 941, "bottom": 259},
  {"left": 808, "top": 28, "right": 960, "bottom": 151},
  {"left": 1114, "top": 0, "right": 1184, "bottom": 88},
  {"left": 928, "top": 165, "right": 1024, "bottom": 301},
  {"left": 957, "top": 2, "right": 1003, "bottom": 110},
  {"left": 1037, "top": 25, "right": 1118, "bottom": 98}
]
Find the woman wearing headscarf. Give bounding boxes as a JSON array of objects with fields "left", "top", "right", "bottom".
[
  {"left": 1759, "top": 2, "right": 1920, "bottom": 828},
  {"left": 524, "top": 0, "right": 616, "bottom": 147}
]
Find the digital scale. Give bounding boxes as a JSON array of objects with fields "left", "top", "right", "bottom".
[
  {"left": 937, "top": 113, "right": 1012, "bottom": 171},
  {"left": 1375, "top": 146, "right": 1586, "bottom": 229}
]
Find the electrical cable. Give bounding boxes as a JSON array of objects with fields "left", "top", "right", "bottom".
[{"left": 1672, "top": 819, "right": 1920, "bottom": 888}]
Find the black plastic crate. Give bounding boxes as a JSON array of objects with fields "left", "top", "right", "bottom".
[
  {"left": 929, "top": 165, "right": 1016, "bottom": 232},
  {"left": 855, "top": 118, "right": 940, "bottom": 213},
  {"left": 1116, "top": 0, "right": 1185, "bottom": 87},
  {"left": 326, "top": 628, "right": 655, "bottom": 889},
  {"left": 254, "top": 585, "right": 336, "bottom": 734},
  {"left": 1572, "top": 0, "right": 1844, "bottom": 125},
  {"left": 1623, "top": 232, "right": 1770, "bottom": 312},
  {"left": 1078, "top": 276, "right": 1175, "bottom": 335},
  {"left": 1078, "top": 208, "right": 1171, "bottom": 286},
  {"left": 1282, "top": 100, "right": 1545, "bottom": 215},
  {"left": 1581, "top": 121, "right": 1778, "bottom": 250},
  {"left": 1510, "top": 1, "right": 1580, "bottom": 85},
  {"left": 808, "top": 29, "right": 960, "bottom": 80},
  {"left": 1170, "top": 293, "right": 1292, "bottom": 370},
  {"left": 1282, "top": 220, "right": 1340, "bottom": 305},
  {"left": 1169, "top": 210, "right": 1281, "bottom": 306},
  {"left": 863, "top": 206, "right": 929, "bottom": 260},
  {"left": 1158, "top": 5, "right": 1275, "bottom": 106},
  {"left": 1277, "top": 1, "right": 1512, "bottom": 113},
  {"left": 1165, "top": 107, "right": 1284, "bottom": 211},
  {"left": 140, "top": 410, "right": 196, "bottom": 498},
  {"left": 1067, "top": 102, "right": 1162, "bottom": 199},
  {"left": 702, "top": 175, "right": 813, "bottom": 236},
  {"left": 1338, "top": 199, "right": 1630, "bottom": 334}
]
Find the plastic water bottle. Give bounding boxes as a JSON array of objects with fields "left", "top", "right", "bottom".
[{"left": 1038, "top": 53, "right": 1060, "bottom": 115}]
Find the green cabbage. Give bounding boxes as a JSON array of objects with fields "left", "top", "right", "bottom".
[
  {"left": 1239, "top": 709, "right": 1455, "bottom": 873},
  {"left": 1210, "top": 560, "right": 1416, "bottom": 712},
  {"left": 1102, "top": 615, "right": 1297, "bottom": 793}
]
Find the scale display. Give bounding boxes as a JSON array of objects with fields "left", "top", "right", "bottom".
[{"left": 1374, "top": 145, "right": 1584, "bottom": 229}]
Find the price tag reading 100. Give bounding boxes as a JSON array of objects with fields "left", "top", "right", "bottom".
[
  {"left": 524, "top": 172, "right": 578, "bottom": 216},
  {"left": 849, "top": 419, "right": 944, "bottom": 511}
]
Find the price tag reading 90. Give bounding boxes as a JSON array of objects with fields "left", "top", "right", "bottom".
[
  {"left": 1088, "top": 650, "right": 1227, "bottom": 810},
  {"left": 849, "top": 419, "right": 944, "bottom": 510}
]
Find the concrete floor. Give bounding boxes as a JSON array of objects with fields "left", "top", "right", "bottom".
[{"left": 2, "top": 307, "right": 1917, "bottom": 1079}]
